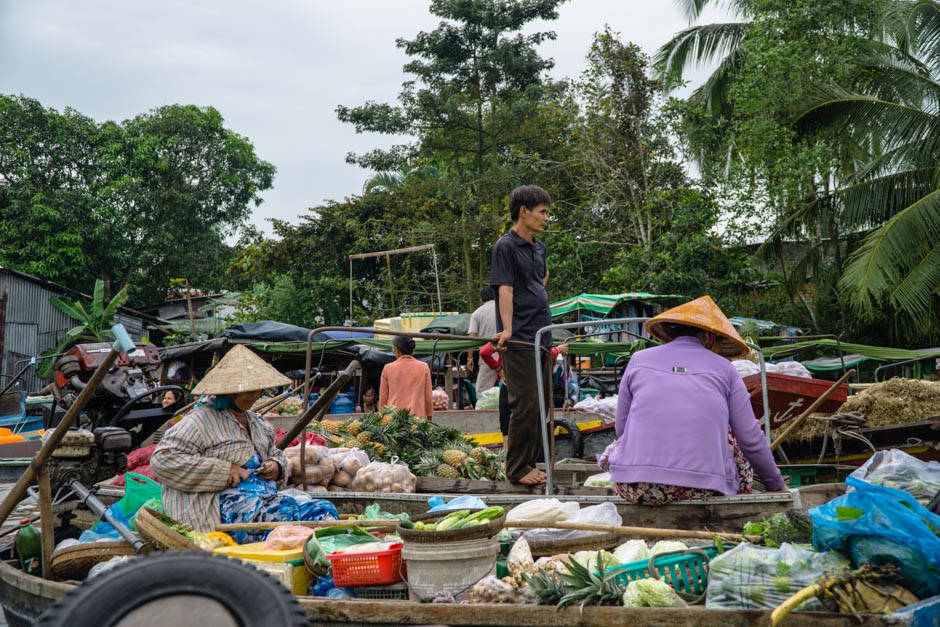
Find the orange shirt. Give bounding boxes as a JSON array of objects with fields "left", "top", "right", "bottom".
[{"left": 379, "top": 355, "right": 433, "bottom": 418}]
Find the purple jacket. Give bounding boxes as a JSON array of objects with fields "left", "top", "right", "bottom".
[{"left": 608, "top": 336, "right": 785, "bottom": 494}]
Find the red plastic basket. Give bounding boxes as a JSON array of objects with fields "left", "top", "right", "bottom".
[{"left": 326, "top": 543, "right": 406, "bottom": 587}]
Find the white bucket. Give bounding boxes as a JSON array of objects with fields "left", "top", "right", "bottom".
[{"left": 401, "top": 537, "right": 499, "bottom": 601}]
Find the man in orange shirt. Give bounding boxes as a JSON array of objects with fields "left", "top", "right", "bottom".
[{"left": 379, "top": 336, "right": 434, "bottom": 418}]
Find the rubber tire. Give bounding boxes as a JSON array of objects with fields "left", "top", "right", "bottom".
[
  {"left": 37, "top": 551, "right": 308, "bottom": 627},
  {"left": 553, "top": 417, "right": 585, "bottom": 459}
]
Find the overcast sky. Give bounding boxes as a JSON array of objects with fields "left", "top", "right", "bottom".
[{"left": 0, "top": 0, "right": 726, "bottom": 235}]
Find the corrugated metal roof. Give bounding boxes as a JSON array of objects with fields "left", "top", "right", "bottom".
[{"left": 0, "top": 268, "right": 155, "bottom": 393}]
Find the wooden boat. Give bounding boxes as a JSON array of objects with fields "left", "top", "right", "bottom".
[{"left": 0, "top": 559, "right": 908, "bottom": 626}]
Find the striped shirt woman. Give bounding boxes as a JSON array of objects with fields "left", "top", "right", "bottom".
[{"left": 151, "top": 405, "right": 288, "bottom": 532}]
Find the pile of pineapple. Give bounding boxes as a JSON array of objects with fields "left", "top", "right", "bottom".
[{"left": 311, "top": 407, "right": 507, "bottom": 482}]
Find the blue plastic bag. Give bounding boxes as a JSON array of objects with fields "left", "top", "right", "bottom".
[
  {"left": 79, "top": 504, "right": 134, "bottom": 543},
  {"left": 426, "top": 494, "right": 488, "bottom": 513},
  {"left": 810, "top": 476, "right": 940, "bottom": 597}
]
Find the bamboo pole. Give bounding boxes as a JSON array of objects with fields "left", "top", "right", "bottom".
[
  {"left": 504, "top": 520, "right": 756, "bottom": 543},
  {"left": 770, "top": 369, "right": 855, "bottom": 451},
  {"left": 37, "top": 467, "right": 55, "bottom": 579},
  {"left": 216, "top": 519, "right": 400, "bottom": 532}
]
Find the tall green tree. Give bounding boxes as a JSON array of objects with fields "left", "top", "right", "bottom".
[
  {"left": 0, "top": 96, "right": 274, "bottom": 304},
  {"left": 337, "top": 0, "right": 568, "bottom": 308},
  {"left": 794, "top": 1, "right": 940, "bottom": 337}
]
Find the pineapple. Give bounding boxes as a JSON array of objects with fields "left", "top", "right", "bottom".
[
  {"left": 345, "top": 419, "right": 362, "bottom": 436},
  {"left": 556, "top": 557, "right": 624, "bottom": 609},
  {"left": 525, "top": 570, "right": 567, "bottom": 606},
  {"left": 469, "top": 446, "right": 487, "bottom": 464},
  {"left": 356, "top": 431, "right": 373, "bottom": 444},
  {"left": 343, "top": 439, "right": 360, "bottom": 449},
  {"left": 414, "top": 451, "right": 444, "bottom": 477},
  {"left": 441, "top": 449, "right": 468, "bottom": 468},
  {"left": 370, "top": 442, "right": 386, "bottom": 457},
  {"left": 435, "top": 463, "right": 461, "bottom": 479},
  {"left": 320, "top": 419, "right": 342, "bottom": 433},
  {"left": 381, "top": 415, "right": 393, "bottom": 426}
]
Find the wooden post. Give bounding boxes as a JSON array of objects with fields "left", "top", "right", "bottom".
[
  {"left": 0, "top": 286, "right": 7, "bottom": 377},
  {"left": 444, "top": 366, "right": 454, "bottom": 410},
  {"left": 184, "top": 279, "right": 197, "bottom": 338},
  {"left": 37, "top": 467, "right": 55, "bottom": 579}
]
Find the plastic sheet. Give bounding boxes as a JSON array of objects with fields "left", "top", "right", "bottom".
[
  {"left": 705, "top": 542, "right": 849, "bottom": 611},
  {"left": 263, "top": 525, "right": 314, "bottom": 550},
  {"left": 474, "top": 386, "right": 500, "bottom": 410},
  {"left": 505, "top": 498, "right": 579, "bottom": 524},
  {"left": 811, "top": 476, "right": 940, "bottom": 598},
  {"left": 220, "top": 454, "right": 338, "bottom": 543},
  {"left": 426, "top": 495, "right": 488, "bottom": 513}
]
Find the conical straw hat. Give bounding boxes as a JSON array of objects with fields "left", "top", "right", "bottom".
[
  {"left": 645, "top": 295, "right": 749, "bottom": 359},
  {"left": 192, "top": 345, "right": 290, "bottom": 395}
]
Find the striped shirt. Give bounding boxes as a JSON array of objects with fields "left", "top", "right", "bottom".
[{"left": 151, "top": 406, "right": 288, "bottom": 532}]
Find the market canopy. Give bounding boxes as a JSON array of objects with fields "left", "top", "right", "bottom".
[
  {"left": 762, "top": 339, "right": 940, "bottom": 368},
  {"left": 550, "top": 292, "right": 684, "bottom": 318}
]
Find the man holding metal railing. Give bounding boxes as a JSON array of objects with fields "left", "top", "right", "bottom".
[{"left": 490, "top": 185, "right": 553, "bottom": 486}]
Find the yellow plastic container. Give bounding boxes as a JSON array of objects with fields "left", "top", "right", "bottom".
[
  {"left": 373, "top": 317, "right": 402, "bottom": 339},
  {"left": 213, "top": 542, "right": 311, "bottom": 595},
  {"left": 399, "top": 312, "right": 458, "bottom": 333}
]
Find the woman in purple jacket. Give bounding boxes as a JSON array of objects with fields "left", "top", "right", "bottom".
[{"left": 605, "top": 296, "right": 786, "bottom": 505}]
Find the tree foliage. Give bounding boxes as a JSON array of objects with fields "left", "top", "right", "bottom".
[{"left": 0, "top": 95, "right": 274, "bottom": 304}]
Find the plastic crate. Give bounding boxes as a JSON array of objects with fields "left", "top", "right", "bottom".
[
  {"left": 326, "top": 543, "right": 405, "bottom": 587},
  {"left": 607, "top": 547, "right": 719, "bottom": 597},
  {"left": 353, "top": 582, "right": 410, "bottom": 600}
]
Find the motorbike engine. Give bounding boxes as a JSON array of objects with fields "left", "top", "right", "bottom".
[{"left": 43, "top": 342, "right": 182, "bottom": 492}]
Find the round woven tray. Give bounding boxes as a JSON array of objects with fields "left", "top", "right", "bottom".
[
  {"left": 136, "top": 507, "right": 201, "bottom": 551},
  {"left": 397, "top": 511, "right": 506, "bottom": 543},
  {"left": 50, "top": 541, "right": 135, "bottom": 581},
  {"left": 525, "top": 531, "right": 622, "bottom": 557}
]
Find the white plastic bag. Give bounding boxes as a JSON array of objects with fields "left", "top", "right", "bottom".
[
  {"left": 351, "top": 457, "right": 417, "bottom": 493},
  {"left": 505, "top": 498, "right": 580, "bottom": 523},
  {"left": 849, "top": 448, "right": 940, "bottom": 505},
  {"left": 583, "top": 472, "right": 614, "bottom": 488},
  {"left": 475, "top": 386, "right": 500, "bottom": 410},
  {"left": 706, "top": 542, "right": 850, "bottom": 610},
  {"left": 523, "top": 502, "right": 622, "bottom": 543}
]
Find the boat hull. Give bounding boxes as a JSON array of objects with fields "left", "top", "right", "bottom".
[{"left": 0, "top": 560, "right": 896, "bottom": 627}]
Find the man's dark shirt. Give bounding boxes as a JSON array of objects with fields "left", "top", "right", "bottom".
[{"left": 490, "top": 229, "right": 552, "bottom": 350}]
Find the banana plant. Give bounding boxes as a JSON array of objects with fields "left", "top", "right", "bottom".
[{"left": 38, "top": 279, "right": 129, "bottom": 377}]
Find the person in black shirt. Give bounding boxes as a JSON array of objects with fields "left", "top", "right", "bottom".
[{"left": 490, "top": 184, "right": 553, "bottom": 485}]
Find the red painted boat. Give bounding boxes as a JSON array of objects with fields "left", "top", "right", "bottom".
[{"left": 742, "top": 372, "right": 848, "bottom": 428}]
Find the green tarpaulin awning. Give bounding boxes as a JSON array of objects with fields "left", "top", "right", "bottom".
[{"left": 550, "top": 292, "right": 684, "bottom": 318}]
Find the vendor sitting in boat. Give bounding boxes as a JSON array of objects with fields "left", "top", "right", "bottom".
[
  {"left": 151, "top": 345, "right": 291, "bottom": 532},
  {"left": 604, "top": 296, "right": 786, "bottom": 505}
]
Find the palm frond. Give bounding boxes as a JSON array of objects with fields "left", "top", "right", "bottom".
[
  {"left": 796, "top": 88, "right": 940, "bottom": 156},
  {"left": 840, "top": 187, "right": 940, "bottom": 323},
  {"left": 839, "top": 167, "right": 938, "bottom": 229},
  {"left": 652, "top": 22, "right": 748, "bottom": 92},
  {"left": 688, "top": 47, "right": 743, "bottom": 117},
  {"left": 857, "top": 60, "right": 940, "bottom": 111},
  {"left": 674, "top": 0, "right": 750, "bottom": 23},
  {"left": 907, "top": 0, "right": 940, "bottom": 66}
]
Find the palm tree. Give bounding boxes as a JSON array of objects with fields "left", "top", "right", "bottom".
[
  {"left": 652, "top": 0, "right": 751, "bottom": 118},
  {"left": 794, "top": 1, "right": 940, "bottom": 328}
]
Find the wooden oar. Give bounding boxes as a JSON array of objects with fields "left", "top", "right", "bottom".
[
  {"left": 504, "top": 519, "right": 757, "bottom": 543},
  {"left": 770, "top": 369, "right": 855, "bottom": 451}
]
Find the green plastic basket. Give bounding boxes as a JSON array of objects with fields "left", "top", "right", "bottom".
[{"left": 606, "top": 546, "right": 719, "bottom": 598}]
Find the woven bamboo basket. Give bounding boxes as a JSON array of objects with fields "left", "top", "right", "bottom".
[
  {"left": 136, "top": 507, "right": 201, "bottom": 551},
  {"left": 396, "top": 511, "right": 506, "bottom": 543},
  {"left": 50, "top": 541, "right": 136, "bottom": 581}
]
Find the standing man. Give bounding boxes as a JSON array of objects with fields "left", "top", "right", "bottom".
[
  {"left": 490, "top": 184, "right": 553, "bottom": 485},
  {"left": 467, "top": 287, "right": 499, "bottom": 394}
]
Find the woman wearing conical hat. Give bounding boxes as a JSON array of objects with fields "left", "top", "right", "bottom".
[
  {"left": 151, "top": 345, "right": 293, "bottom": 531},
  {"left": 602, "top": 296, "right": 786, "bottom": 505}
]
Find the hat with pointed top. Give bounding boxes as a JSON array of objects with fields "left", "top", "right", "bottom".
[
  {"left": 192, "top": 345, "right": 290, "bottom": 395},
  {"left": 645, "top": 295, "right": 749, "bottom": 359}
]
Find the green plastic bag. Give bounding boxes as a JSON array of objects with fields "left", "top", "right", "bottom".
[
  {"left": 119, "top": 473, "right": 163, "bottom": 517},
  {"left": 304, "top": 526, "right": 379, "bottom": 576}
]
